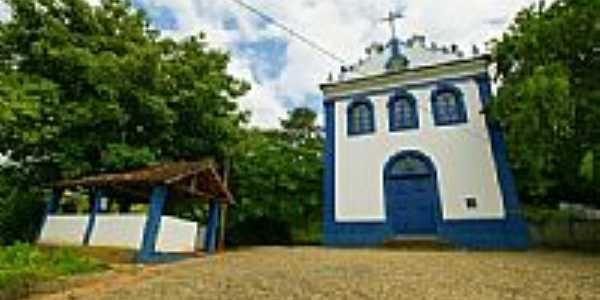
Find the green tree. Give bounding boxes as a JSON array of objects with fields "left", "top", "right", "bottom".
[
  {"left": 490, "top": 0, "right": 600, "bottom": 205},
  {"left": 0, "top": 0, "right": 249, "bottom": 245},
  {"left": 281, "top": 107, "right": 319, "bottom": 138},
  {"left": 0, "top": 0, "right": 249, "bottom": 183},
  {"left": 228, "top": 107, "right": 323, "bottom": 245}
]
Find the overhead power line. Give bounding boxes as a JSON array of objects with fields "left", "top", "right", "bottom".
[{"left": 228, "top": 0, "right": 348, "bottom": 64}]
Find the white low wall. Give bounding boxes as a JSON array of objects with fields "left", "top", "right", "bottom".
[
  {"left": 39, "top": 214, "right": 205, "bottom": 253},
  {"left": 39, "top": 215, "right": 89, "bottom": 246}
]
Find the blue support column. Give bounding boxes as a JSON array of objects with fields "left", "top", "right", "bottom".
[
  {"left": 204, "top": 199, "right": 220, "bottom": 254},
  {"left": 39, "top": 188, "right": 64, "bottom": 239},
  {"left": 137, "top": 186, "right": 167, "bottom": 262},
  {"left": 46, "top": 188, "right": 64, "bottom": 215},
  {"left": 83, "top": 189, "right": 102, "bottom": 246}
]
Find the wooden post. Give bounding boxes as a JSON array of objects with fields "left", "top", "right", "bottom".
[
  {"left": 218, "top": 204, "right": 227, "bottom": 252},
  {"left": 83, "top": 188, "right": 103, "bottom": 246},
  {"left": 217, "top": 157, "right": 230, "bottom": 253},
  {"left": 138, "top": 186, "right": 167, "bottom": 263}
]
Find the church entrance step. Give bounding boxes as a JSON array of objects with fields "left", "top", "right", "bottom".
[{"left": 383, "top": 235, "right": 455, "bottom": 250}]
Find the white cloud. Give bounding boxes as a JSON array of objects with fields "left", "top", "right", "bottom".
[
  {"left": 0, "top": 1, "right": 10, "bottom": 22},
  {"left": 153, "top": 0, "right": 544, "bottom": 128},
  {"left": 405, "top": 0, "right": 542, "bottom": 50},
  {"left": 158, "top": 0, "right": 396, "bottom": 127},
  {"left": 13, "top": 0, "right": 548, "bottom": 128},
  {"left": 227, "top": 56, "right": 288, "bottom": 127}
]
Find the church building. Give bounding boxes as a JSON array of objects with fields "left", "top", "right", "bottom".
[{"left": 320, "top": 32, "right": 529, "bottom": 249}]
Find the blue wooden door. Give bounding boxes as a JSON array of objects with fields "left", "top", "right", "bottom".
[{"left": 385, "top": 153, "right": 438, "bottom": 234}]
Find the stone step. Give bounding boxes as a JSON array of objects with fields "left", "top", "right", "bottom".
[{"left": 383, "top": 235, "right": 455, "bottom": 250}]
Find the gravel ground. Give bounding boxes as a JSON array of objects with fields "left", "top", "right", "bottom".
[{"left": 31, "top": 247, "right": 600, "bottom": 300}]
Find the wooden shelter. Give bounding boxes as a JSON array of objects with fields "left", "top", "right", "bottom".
[{"left": 46, "top": 160, "right": 232, "bottom": 262}]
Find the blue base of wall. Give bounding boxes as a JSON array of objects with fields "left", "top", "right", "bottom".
[
  {"left": 323, "top": 221, "right": 391, "bottom": 246},
  {"left": 323, "top": 215, "right": 530, "bottom": 250},
  {"left": 438, "top": 217, "right": 530, "bottom": 250}
]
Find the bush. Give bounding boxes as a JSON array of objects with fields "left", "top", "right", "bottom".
[
  {"left": 0, "top": 169, "right": 47, "bottom": 246},
  {"left": 228, "top": 216, "right": 293, "bottom": 246},
  {"left": 0, "top": 244, "right": 107, "bottom": 300},
  {"left": 524, "top": 206, "right": 574, "bottom": 224},
  {"left": 525, "top": 206, "right": 600, "bottom": 252}
]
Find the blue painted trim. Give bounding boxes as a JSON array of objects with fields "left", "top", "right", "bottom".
[
  {"left": 346, "top": 95, "right": 376, "bottom": 136},
  {"left": 474, "top": 73, "right": 492, "bottom": 106},
  {"left": 83, "top": 189, "right": 103, "bottom": 246},
  {"left": 324, "top": 221, "right": 391, "bottom": 246},
  {"left": 431, "top": 83, "right": 468, "bottom": 126},
  {"left": 138, "top": 186, "right": 167, "bottom": 262},
  {"left": 475, "top": 74, "right": 522, "bottom": 212},
  {"left": 325, "top": 73, "right": 481, "bottom": 102},
  {"left": 473, "top": 73, "right": 529, "bottom": 248},
  {"left": 383, "top": 151, "right": 436, "bottom": 178},
  {"left": 323, "top": 101, "right": 335, "bottom": 245},
  {"left": 204, "top": 199, "right": 220, "bottom": 254},
  {"left": 388, "top": 89, "right": 419, "bottom": 131},
  {"left": 438, "top": 219, "right": 529, "bottom": 250}
]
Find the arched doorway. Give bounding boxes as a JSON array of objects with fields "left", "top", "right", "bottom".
[{"left": 384, "top": 151, "right": 440, "bottom": 235}]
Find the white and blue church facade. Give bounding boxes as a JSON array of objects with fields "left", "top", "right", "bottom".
[{"left": 320, "top": 36, "right": 529, "bottom": 249}]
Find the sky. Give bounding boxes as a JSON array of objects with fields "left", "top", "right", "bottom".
[{"left": 0, "top": 0, "right": 544, "bottom": 128}]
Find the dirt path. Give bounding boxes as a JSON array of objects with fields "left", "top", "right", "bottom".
[{"left": 28, "top": 247, "right": 600, "bottom": 300}]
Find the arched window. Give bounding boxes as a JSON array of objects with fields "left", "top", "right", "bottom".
[
  {"left": 431, "top": 84, "right": 467, "bottom": 126},
  {"left": 387, "top": 155, "right": 431, "bottom": 178},
  {"left": 388, "top": 90, "right": 418, "bottom": 131},
  {"left": 347, "top": 98, "right": 375, "bottom": 136}
]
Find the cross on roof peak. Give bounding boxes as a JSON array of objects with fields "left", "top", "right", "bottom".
[{"left": 381, "top": 10, "right": 405, "bottom": 40}]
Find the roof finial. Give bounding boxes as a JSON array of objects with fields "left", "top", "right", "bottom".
[{"left": 380, "top": 9, "right": 405, "bottom": 41}]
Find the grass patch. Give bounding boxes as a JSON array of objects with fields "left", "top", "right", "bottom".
[
  {"left": 39, "top": 245, "right": 137, "bottom": 265},
  {"left": 0, "top": 243, "right": 108, "bottom": 300}
]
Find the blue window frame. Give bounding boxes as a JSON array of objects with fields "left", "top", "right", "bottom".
[
  {"left": 347, "top": 97, "right": 375, "bottom": 136},
  {"left": 431, "top": 84, "right": 468, "bottom": 126},
  {"left": 388, "top": 90, "right": 418, "bottom": 131}
]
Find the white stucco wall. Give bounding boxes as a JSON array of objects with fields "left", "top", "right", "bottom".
[
  {"left": 39, "top": 214, "right": 204, "bottom": 253},
  {"left": 333, "top": 77, "right": 505, "bottom": 222}
]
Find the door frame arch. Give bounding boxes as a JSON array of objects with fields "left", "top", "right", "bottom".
[{"left": 383, "top": 150, "right": 443, "bottom": 234}]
